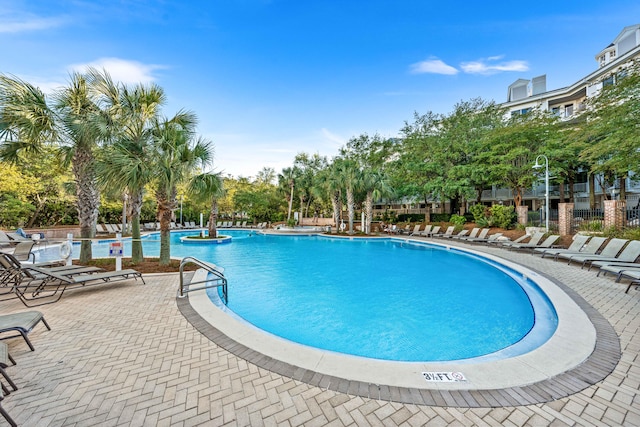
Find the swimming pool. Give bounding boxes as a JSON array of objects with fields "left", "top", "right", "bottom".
[{"left": 84, "top": 230, "right": 557, "bottom": 362}]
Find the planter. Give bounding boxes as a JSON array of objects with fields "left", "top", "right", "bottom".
[{"left": 180, "top": 235, "right": 232, "bottom": 244}]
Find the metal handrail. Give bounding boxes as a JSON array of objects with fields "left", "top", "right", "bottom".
[{"left": 178, "top": 256, "right": 228, "bottom": 304}]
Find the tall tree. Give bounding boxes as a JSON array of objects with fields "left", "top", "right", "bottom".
[
  {"left": 188, "top": 172, "right": 224, "bottom": 238},
  {"left": 579, "top": 60, "right": 640, "bottom": 201},
  {"left": 152, "top": 111, "right": 212, "bottom": 264},
  {"left": 91, "top": 69, "right": 166, "bottom": 263},
  {"left": 0, "top": 72, "right": 105, "bottom": 263}
]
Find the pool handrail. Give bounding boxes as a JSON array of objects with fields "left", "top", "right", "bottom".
[{"left": 178, "top": 256, "right": 228, "bottom": 304}]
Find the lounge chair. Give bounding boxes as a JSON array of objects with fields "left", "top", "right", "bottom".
[
  {"left": 608, "top": 269, "right": 640, "bottom": 293},
  {"left": 426, "top": 225, "right": 440, "bottom": 237},
  {"left": 0, "top": 387, "right": 17, "bottom": 427},
  {"left": 408, "top": 225, "right": 422, "bottom": 236},
  {"left": 416, "top": 225, "right": 432, "bottom": 237},
  {"left": 545, "top": 236, "right": 607, "bottom": 261},
  {"left": 558, "top": 238, "right": 629, "bottom": 267},
  {"left": 501, "top": 232, "right": 545, "bottom": 248},
  {"left": 534, "top": 234, "right": 590, "bottom": 258},
  {"left": 2, "top": 241, "right": 35, "bottom": 263},
  {"left": 0, "top": 342, "right": 17, "bottom": 395},
  {"left": 11, "top": 263, "right": 145, "bottom": 307},
  {"left": 241, "top": 221, "right": 247, "bottom": 228},
  {"left": 458, "top": 228, "right": 490, "bottom": 242},
  {"left": 508, "top": 235, "right": 560, "bottom": 252},
  {"left": 453, "top": 228, "right": 479, "bottom": 240},
  {"left": 439, "top": 229, "right": 468, "bottom": 239},
  {"left": 596, "top": 263, "right": 640, "bottom": 279},
  {"left": 0, "top": 311, "right": 51, "bottom": 351},
  {"left": 464, "top": 229, "right": 498, "bottom": 243},
  {"left": 432, "top": 226, "right": 454, "bottom": 238},
  {"left": 578, "top": 240, "right": 640, "bottom": 270}
]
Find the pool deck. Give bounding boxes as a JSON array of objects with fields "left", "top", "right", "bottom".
[{"left": 2, "top": 237, "right": 640, "bottom": 426}]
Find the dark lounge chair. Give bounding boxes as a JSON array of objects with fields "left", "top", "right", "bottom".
[
  {"left": 12, "top": 264, "right": 145, "bottom": 307},
  {"left": 0, "top": 311, "right": 51, "bottom": 351}
]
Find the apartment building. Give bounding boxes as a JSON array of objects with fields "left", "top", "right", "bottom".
[
  {"left": 490, "top": 24, "right": 640, "bottom": 211},
  {"left": 374, "top": 25, "right": 640, "bottom": 218}
]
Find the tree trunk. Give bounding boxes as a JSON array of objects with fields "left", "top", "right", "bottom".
[
  {"left": 513, "top": 187, "right": 523, "bottom": 207},
  {"left": 331, "top": 191, "right": 341, "bottom": 231},
  {"left": 156, "top": 188, "right": 176, "bottom": 265},
  {"left": 568, "top": 176, "right": 575, "bottom": 203},
  {"left": 287, "top": 183, "right": 294, "bottom": 221},
  {"left": 130, "top": 190, "right": 144, "bottom": 264},
  {"left": 558, "top": 180, "right": 566, "bottom": 203},
  {"left": 209, "top": 198, "right": 218, "bottom": 238},
  {"left": 589, "top": 173, "right": 596, "bottom": 209},
  {"left": 365, "top": 192, "right": 373, "bottom": 234},
  {"left": 73, "top": 146, "right": 100, "bottom": 264},
  {"left": 620, "top": 175, "right": 627, "bottom": 201},
  {"left": 346, "top": 189, "right": 355, "bottom": 234}
]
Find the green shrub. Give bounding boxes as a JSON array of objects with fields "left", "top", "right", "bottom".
[
  {"left": 397, "top": 213, "right": 427, "bottom": 222},
  {"left": 449, "top": 214, "right": 466, "bottom": 226},
  {"left": 431, "top": 213, "right": 451, "bottom": 223},
  {"left": 490, "top": 205, "right": 516, "bottom": 229},
  {"left": 469, "top": 204, "right": 488, "bottom": 223}
]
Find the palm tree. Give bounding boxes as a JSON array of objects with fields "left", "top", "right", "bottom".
[
  {"left": 336, "top": 158, "right": 361, "bottom": 234},
  {"left": 152, "top": 111, "right": 212, "bottom": 265},
  {"left": 0, "top": 72, "right": 104, "bottom": 263},
  {"left": 188, "top": 172, "right": 224, "bottom": 238},
  {"left": 90, "top": 70, "right": 166, "bottom": 264},
  {"left": 278, "top": 167, "right": 296, "bottom": 222},
  {"left": 361, "top": 170, "right": 393, "bottom": 234},
  {"left": 315, "top": 160, "right": 344, "bottom": 232}
]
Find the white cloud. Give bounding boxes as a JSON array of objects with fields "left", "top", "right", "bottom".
[
  {"left": 460, "top": 57, "right": 529, "bottom": 75},
  {"left": 0, "top": 16, "right": 67, "bottom": 33},
  {"left": 409, "top": 58, "right": 459, "bottom": 75},
  {"left": 69, "top": 58, "right": 165, "bottom": 85},
  {"left": 321, "top": 128, "right": 345, "bottom": 146}
]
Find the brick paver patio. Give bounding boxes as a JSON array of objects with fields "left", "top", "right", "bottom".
[{"left": 1, "top": 240, "right": 639, "bottom": 426}]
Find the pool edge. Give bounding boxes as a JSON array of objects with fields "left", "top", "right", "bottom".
[{"left": 177, "top": 257, "right": 620, "bottom": 407}]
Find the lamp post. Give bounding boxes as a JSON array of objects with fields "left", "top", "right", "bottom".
[{"left": 533, "top": 155, "right": 549, "bottom": 231}]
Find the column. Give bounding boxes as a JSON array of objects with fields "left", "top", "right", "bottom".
[
  {"left": 516, "top": 205, "right": 528, "bottom": 226},
  {"left": 604, "top": 200, "right": 626, "bottom": 229},
  {"left": 557, "top": 203, "right": 574, "bottom": 236}
]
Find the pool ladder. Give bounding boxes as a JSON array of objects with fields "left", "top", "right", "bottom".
[{"left": 178, "top": 256, "right": 228, "bottom": 304}]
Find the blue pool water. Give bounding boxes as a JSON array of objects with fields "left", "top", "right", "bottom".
[{"left": 80, "top": 230, "right": 558, "bottom": 362}]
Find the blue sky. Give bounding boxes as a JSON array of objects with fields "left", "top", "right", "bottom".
[{"left": 2, "top": 1, "right": 639, "bottom": 178}]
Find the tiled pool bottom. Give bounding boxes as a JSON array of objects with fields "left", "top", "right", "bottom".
[{"left": 178, "top": 248, "right": 621, "bottom": 407}]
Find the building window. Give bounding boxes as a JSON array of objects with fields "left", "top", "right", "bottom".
[
  {"left": 551, "top": 107, "right": 560, "bottom": 116},
  {"left": 564, "top": 104, "right": 574, "bottom": 117},
  {"left": 603, "top": 76, "right": 614, "bottom": 87}
]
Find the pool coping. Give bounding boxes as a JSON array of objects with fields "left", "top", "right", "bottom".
[{"left": 176, "top": 240, "right": 621, "bottom": 407}]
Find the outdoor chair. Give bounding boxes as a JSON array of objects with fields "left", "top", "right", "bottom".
[
  {"left": 580, "top": 240, "right": 640, "bottom": 270},
  {"left": 0, "top": 342, "right": 17, "bottom": 394},
  {"left": 432, "top": 226, "right": 454, "bottom": 238},
  {"left": 545, "top": 236, "right": 607, "bottom": 261},
  {"left": 6, "top": 258, "right": 145, "bottom": 307},
  {"left": 0, "top": 311, "right": 51, "bottom": 351},
  {"left": 408, "top": 225, "right": 422, "bottom": 236},
  {"left": 535, "top": 234, "right": 590, "bottom": 258},
  {"left": 451, "top": 227, "right": 480, "bottom": 240},
  {"left": 508, "top": 235, "right": 560, "bottom": 253},
  {"left": 2, "top": 241, "right": 35, "bottom": 263},
  {"left": 558, "top": 238, "right": 629, "bottom": 267},
  {"left": 500, "top": 232, "right": 544, "bottom": 248},
  {"left": 0, "top": 387, "right": 17, "bottom": 427}
]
